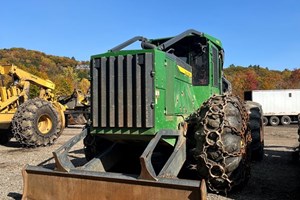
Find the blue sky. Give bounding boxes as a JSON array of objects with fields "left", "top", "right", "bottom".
[{"left": 1, "top": 0, "right": 300, "bottom": 71}]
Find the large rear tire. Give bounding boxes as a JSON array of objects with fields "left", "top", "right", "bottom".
[
  {"left": 188, "top": 94, "right": 250, "bottom": 193},
  {"left": 12, "top": 98, "right": 62, "bottom": 147},
  {"left": 245, "top": 101, "right": 264, "bottom": 161}
]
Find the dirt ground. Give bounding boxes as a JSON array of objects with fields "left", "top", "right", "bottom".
[{"left": 0, "top": 125, "right": 299, "bottom": 200}]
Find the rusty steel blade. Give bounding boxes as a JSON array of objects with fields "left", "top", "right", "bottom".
[{"left": 22, "top": 165, "right": 207, "bottom": 200}]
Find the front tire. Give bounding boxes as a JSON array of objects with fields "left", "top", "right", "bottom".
[
  {"left": 12, "top": 98, "right": 62, "bottom": 147},
  {"left": 190, "top": 94, "right": 250, "bottom": 193}
]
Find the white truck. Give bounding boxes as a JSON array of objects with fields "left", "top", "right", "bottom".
[{"left": 244, "top": 89, "right": 300, "bottom": 126}]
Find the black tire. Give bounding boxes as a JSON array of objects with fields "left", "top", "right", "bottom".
[
  {"left": 0, "top": 129, "right": 13, "bottom": 145},
  {"left": 249, "top": 119, "right": 260, "bottom": 130},
  {"left": 12, "top": 98, "right": 62, "bottom": 147},
  {"left": 269, "top": 116, "right": 280, "bottom": 126},
  {"left": 244, "top": 101, "right": 261, "bottom": 120},
  {"left": 245, "top": 101, "right": 264, "bottom": 161},
  {"left": 262, "top": 117, "right": 268, "bottom": 126},
  {"left": 281, "top": 115, "right": 291, "bottom": 125},
  {"left": 251, "top": 129, "right": 261, "bottom": 143},
  {"left": 191, "top": 94, "right": 250, "bottom": 193},
  {"left": 250, "top": 128, "right": 264, "bottom": 161},
  {"left": 251, "top": 141, "right": 264, "bottom": 161}
]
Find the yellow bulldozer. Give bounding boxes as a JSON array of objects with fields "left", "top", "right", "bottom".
[
  {"left": 0, "top": 64, "right": 65, "bottom": 147},
  {"left": 58, "top": 89, "right": 90, "bottom": 127}
]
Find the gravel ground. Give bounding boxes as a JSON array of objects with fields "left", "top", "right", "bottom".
[{"left": 0, "top": 125, "right": 299, "bottom": 200}]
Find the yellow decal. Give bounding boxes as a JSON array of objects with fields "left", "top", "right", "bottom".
[{"left": 177, "top": 65, "right": 192, "bottom": 78}]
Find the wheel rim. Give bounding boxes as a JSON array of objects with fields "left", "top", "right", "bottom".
[{"left": 38, "top": 114, "right": 53, "bottom": 135}]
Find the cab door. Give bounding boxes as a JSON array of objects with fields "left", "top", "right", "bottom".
[{"left": 209, "top": 42, "right": 221, "bottom": 95}]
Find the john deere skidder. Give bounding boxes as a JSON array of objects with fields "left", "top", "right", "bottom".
[{"left": 22, "top": 29, "right": 264, "bottom": 199}]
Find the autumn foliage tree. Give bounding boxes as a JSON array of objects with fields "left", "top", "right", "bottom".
[
  {"left": 1, "top": 48, "right": 299, "bottom": 101},
  {"left": 287, "top": 69, "right": 300, "bottom": 88},
  {"left": 224, "top": 65, "right": 300, "bottom": 99},
  {"left": 0, "top": 48, "right": 89, "bottom": 97}
]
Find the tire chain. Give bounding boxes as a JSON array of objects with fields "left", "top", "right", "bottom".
[
  {"left": 187, "top": 94, "right": 251, "bottom": 193},
  {"left": 12, "top": 98, "right": 60, "bottom": 147}
]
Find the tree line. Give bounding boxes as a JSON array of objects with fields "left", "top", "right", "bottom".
[
  {"left": 1, "top": 48, "right": 299, "bottom": 100},
  {"left": 0, "top": 48, "right": 90, "bottom": 97},
  {"left": 224, "top": 64, "right": 300, "bottom": 99}
]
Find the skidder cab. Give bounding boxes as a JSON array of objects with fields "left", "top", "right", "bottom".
[{"left": 22, "top": 29, "right": 263, "bottom": 200}]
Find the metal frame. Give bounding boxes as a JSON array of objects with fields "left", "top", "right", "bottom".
[
  {"left": 24, "top": 128, "right": 207, "bottom": 199},
  {"left": 53, "top": 129, "right": 186, "bottom": 179},
  {"left": 139, "top": 129, "right": 186, "bottom": 180},
  {"left": 109, "top": 36, "right": 147, "bottom": 52},
  {"left": 159, "top": 29, "right": 204, "bottom": 50}
]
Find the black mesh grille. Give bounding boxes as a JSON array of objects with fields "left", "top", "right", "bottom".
[{"left": 92, "top": 53, "right": 154, "bottom": 128}]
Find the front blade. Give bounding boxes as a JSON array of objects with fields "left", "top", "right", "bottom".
[{"left": 22, "top": 165, "right": 206, "bottom": 200}]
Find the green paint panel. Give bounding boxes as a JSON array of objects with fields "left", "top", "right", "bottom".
[
  {"left": 165, "top": 58, "right": 175, "bottom": 115},
  {"left": 90, "top": 31, "right": 224, "bottom": 144}
]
